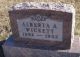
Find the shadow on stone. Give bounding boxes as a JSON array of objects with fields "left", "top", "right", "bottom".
[{"left": 0, "top": 40, "right": 5, "bottom": 57}]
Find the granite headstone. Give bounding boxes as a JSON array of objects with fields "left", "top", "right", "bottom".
[{"left": 9, "top": 2, "right": 75, "bottom": 49}]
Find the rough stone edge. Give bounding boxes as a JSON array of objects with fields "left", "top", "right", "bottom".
[
  {"left": 71, "top": 7, "right": 75, "bottom": 46},
  {"left": 9, "top": 2, "right": 75, "bottom": 13}
]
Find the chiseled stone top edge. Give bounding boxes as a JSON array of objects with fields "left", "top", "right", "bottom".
[{"left": 9, "top": 2, "right": 75, "bottom": 13}]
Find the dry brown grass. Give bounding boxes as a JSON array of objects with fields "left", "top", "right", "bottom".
[{"left": 0, "top": 0, "right": 80, "bottom": 40}]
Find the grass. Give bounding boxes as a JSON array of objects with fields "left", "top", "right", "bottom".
[{"left": 0, "top": 0, "right": 80, "bottom": 40}]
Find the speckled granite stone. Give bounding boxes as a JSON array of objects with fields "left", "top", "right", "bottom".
[
  {"left": 2, "top": 36, "right": 80, "bottom": 57},
  {"left": 10, "top": 2, "right": 75, "bottom": 13}
]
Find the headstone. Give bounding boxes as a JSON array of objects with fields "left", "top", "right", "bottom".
[{"left": 9, "top": 2, "right": 75, "bottom": 49}]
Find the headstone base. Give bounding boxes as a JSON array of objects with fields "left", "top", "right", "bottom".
[{"left": 2, "top": 36, "right": 80, "bottom": 57}]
